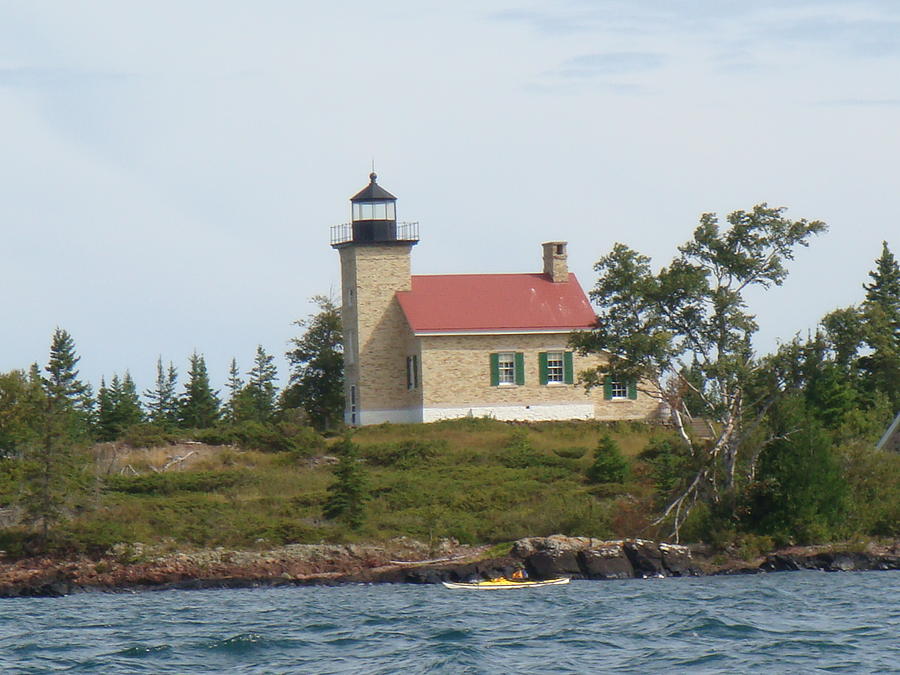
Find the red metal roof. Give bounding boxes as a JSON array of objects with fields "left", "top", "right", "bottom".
[{"left": 396, "top": 273, "right": 597, "bottom": 333}]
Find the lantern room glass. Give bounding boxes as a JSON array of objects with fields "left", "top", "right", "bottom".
[{"left": 353, "top": 201, "right": 395, "bottom": 221}]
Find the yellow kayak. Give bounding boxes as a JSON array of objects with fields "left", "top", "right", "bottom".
[{"left": 442, "top": 577, "right": 570, "bottom": 590}]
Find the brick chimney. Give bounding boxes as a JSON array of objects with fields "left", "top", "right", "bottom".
[{"left": 542, "top": 241, "right": 568, "bottom": 283}]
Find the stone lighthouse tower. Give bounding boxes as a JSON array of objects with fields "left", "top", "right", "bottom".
[{"left": 331, "top": 173, "right": 419, "bottom": 425}]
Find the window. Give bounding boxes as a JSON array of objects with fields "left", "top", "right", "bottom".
[
  {"left": 353, "top": 202, "right": 395, "bottom": 221},
  {"left": 349, "top": 385, "right": 357, "bottom": 425},
  {"left": 539, "top": 351, "right": 574, "bottom": 385},
  {"left": 491, "top": 352, "right": 524, "bottom": 386},
  {"left": 406, "top": 355, "right": 419, "bottom": 389},
  {"left": 603, "top": 377, "right": 637, "bottom": 400},
  {"left": 610, "top": 381, "right": 628, "bottom": 399},
  {"left": 546, "top": 352, "right": 564, "bottom": 383},
  {"left": 498, "top": 352, "right": 516, "bottom": 384}
]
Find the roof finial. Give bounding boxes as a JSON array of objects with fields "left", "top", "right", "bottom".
[{"left": 370, "top": 158, "right": 376, "bottom": 183}]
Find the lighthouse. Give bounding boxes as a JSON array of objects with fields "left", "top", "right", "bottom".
[{"left": 331, "top": 173, "right": 419, "bottom": 425}]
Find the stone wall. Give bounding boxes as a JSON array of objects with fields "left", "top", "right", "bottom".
[
  {"left": 338, "top": 244, "right": 420, "bottom": 422},
  {"left": 418, "top": 333, "right": 662, "bottom": 421}
]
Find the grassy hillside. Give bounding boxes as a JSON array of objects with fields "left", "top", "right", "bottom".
[{"left": 1, "top": 419, "right": 680, "bottom": 556}]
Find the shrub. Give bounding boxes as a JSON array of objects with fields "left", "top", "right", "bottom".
[
  {"left": 121, "top": 424, "right": 179, "bottom": 449},
  {"left": 500, "top": 429, "right": 542, "bottom": 468},
  {"left": 553, "top": 447, "right": 588, "bottom": 460},
  {"left": 361, "top": 439, "right": 446, "bottom": 467},
  {"left": 638, "top": 437, "right": 690, "bottom": 495},
  {"left": 192, "top": 421, "right": 324, "bottom": 454},
  {"left": 586, "top": 435, "right": 630, "bottom": 484},
  {"left": 104, "top": 470, "right": 252, "bottom": 495},
  {"left": 48, "top": 518, "right": 139, "bottom": 556}
]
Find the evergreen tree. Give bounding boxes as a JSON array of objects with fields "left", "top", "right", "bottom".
[
  {"left": 742, "top": 395, "right": 846, "bottom": 542},
  {"left": 586, "top": 435, "right": 630, "bottom": 484},
  {"left": 0, "top": 369, "right": 43, "bottom": 457},
  {"left": 859, "top": 242, "right": 900, "bottom": 409},
  {"left": 323, "top": 436, "right": 368, "bottom": 529},
  {"left": 44, "top": 327, "right": 91, "bottom": 429},
  {"left": 117, "top": 372, "right": 144, "bottom": 429},
  {"left": 145, "top": 358, "right": 179, "bottom": 428},
  {"left": 863, "top": 241, "right": 900, "bottom": 320},
  {"left": 283, "top": 296, "right": 343, "bottom": 430},
  {"left": 240, "top": 346, "right": 278, "bottom": 423},
  {"left": 224, "top": 358, "right": 244, "bottom": 423},
  {"left": 22, "top": 329, "right": 89, "bottom": 540},
  {"left": 178, "top": 352, "right": 220, "bottom": 428},
  {"left": 96, "top": 377, "right": 116, "bottom": 441}
]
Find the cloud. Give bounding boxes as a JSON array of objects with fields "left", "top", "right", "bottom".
[
  {"left": 768, "top": 16, "right": 900, "bottom": 58},
  {"left": 556, "top": 52, "right": 665, "bottom": 78}
]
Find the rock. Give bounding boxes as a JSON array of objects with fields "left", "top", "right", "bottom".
[
  {"left": 623, "top": 540, "right": 665, "bottom": 577},
  {"left": 659, "top": 543, "right": 700, "bottom": 576},
  {"left": 760, "top": 554, "right": 811, "bottom": 572},
  {"left": 579, "top": 545, "right": 634, "bottom": 579},
  {"left": 526, "top": 551, "right": 582, "bottom": 579}
]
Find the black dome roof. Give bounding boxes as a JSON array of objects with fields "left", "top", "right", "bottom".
[{"left": 350, "top": 173, "right": 397, "bottom": 202}]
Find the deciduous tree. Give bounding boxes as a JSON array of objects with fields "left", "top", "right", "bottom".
[
  {"left": 283, "top": 296, "right": 343, "bottom": 430},
  {"left": 571, "top": 204, "right": 826, "bottom": 539}
]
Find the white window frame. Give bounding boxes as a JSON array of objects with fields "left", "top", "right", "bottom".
[
  {"left": 546, "top": 351, "right": 564, "bottom": 384},
  {"left": 610, "top": 381, "right": 628, "bottom": 399},
  {"left": 497, "top": 352, "right": 516, "bottom": 385}
]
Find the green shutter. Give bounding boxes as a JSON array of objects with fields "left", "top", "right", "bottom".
[
  {"left": 538, "top": 352, "right": 548, "bottom": 385},
  {"left": 490, "top": 353, "right": 500, "bottom": 386},
  {"left": 515, "top": 352, "right": 525, "bottom": 385},
  {"left": 603, "top": 376, "right": 613, "bottom": 400},
  {"left": 564, "top": 352, "right": 574, "bottom": 384},
  {"left": 628, "top": 380, "right": 638, "bottom": 400}
]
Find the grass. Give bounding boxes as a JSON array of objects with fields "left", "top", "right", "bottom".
[{"left": 4, "top": 419, "right": 682, "bottom": 555}]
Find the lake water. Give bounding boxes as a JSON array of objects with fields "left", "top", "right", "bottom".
[{"left": 1, "top": 571, "right": 898, "bottom": 673}]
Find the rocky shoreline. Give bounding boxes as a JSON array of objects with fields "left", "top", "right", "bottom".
[{"left": 1, "top": 536, "right": 898, "bottom": 598}]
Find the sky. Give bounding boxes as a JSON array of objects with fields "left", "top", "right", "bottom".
[{"left": 2, "top": 0, "right": 898, "bottom": 396}]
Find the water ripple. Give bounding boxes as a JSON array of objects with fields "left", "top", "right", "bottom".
[{"left": 0, "top": 571, "right": 897, "bottom": 672}]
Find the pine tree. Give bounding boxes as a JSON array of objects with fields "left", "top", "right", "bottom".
[
  {"left": 145, "top": 358, "right": 178, "bottom": 428},
  {"left": 323, "top": 435, "right": 368, "bottom": 529},
  {"left": 44, "top": 327, "right": 90, "bottom": 422},
  {"left": 22, "top": 329, "right": 89, "bottom": 540},
  {"left": 224, "top": 358, "right": 244, "bottom": 423},
  {"left": 587, "top": 435, "right": 630, "bottom": 484},
  {"left": 859, "top": 242, "right": 900, "bottom": 409},
  {"left": 96, "top": 376, "right": 116, "bottom": 441},
  {"left": 117, "top": 372, "right": 144, "bottom": 429},
  {"left": 178, "top": 352, "right": 220, "bottom": 429},
  {"left": 241, "top": 346, "right": 278, "bottom": 423},
  {"left": 863, "top": 241, "right": 900, "bottom": 322}
]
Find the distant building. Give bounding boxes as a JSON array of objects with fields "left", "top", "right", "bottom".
[
  {"left": 331, "top": 174, "right": 662, "bottom": 426},
  {"left": 876, "top": 412, "right": 900, "bottom": 452}
]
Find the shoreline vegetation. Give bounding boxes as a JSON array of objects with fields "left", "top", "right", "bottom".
[{"left": 0, "top": 415, "right": 898, "bottom": 598}]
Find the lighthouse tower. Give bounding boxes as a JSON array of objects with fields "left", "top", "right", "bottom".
[{"left": 331, "top": 173, "right": 419, "bottom": 425}]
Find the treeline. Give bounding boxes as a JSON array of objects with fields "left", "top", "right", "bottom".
[
  {"left": 2, "top": 296, "right": 343, "bottom": 446},
  {"left": 573, "top": 203, "right": 899, "bottom": 548},
  {"left": 0, "top": 297, "right": 343, "bottom": 542}
]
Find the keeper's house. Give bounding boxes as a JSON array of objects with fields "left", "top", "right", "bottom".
[{"left": 331, "top": 174, "right": 661, "bottom": 426}]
